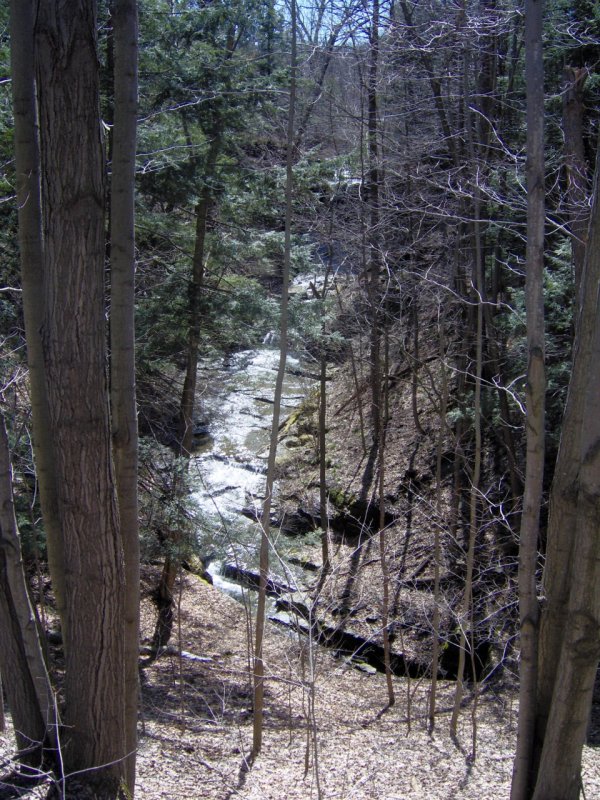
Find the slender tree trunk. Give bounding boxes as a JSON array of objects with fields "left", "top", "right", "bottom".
[
  {"left": 450, "top": 242, "right": 483, "bottom": 738},
  {"left": 316, "top": 242, "right": 333, "bottom": 575},
  {"left": 475, "top": 0, "right": 498, "bottom": 159},
  {"left": 451, "top": 41, "right": 484, "bottom": 742},
  {"left": 482, "top": 298, "right": 523, "bottom": 503},
  {"left": 410, "top": 292, "right": 425, "bottom": 436},
  {"left": 35, "top": 3, "right": 127, "bottom": 794},
  {"left": 319, "top": 343, "right": 330, "bottom": 573},
  {"left": 149, "top": 554, "right": 178, "bottom": 656},
  {"left": 449, "top": 233, "right": 469, "bottom": 551},
  {"left": 178, "top": 132, "right": 222, "bottom": 456},
  {"left": 151, "top": 114, "right": 224, "bottom": 655},
  {"left": 110, "top": 1, "right": 140, "bottom": 792},
  {"left": 252, "top": 0, "right": 297, "bottom": 760},
  {"left": 177, "top": 25, "right": 237, "bottom": 457},
  {"left": 378, "top": 330, "right": 394, "bottom": 708},
  {"left": 0, "top": 414, "right": 58, "bottom": 765},
  {"left": 510, "top": 0, "right": 546, "bottom": 794},
  {"left": 10, "top": 0, "right": 67, "bottom": 633},
  {"left": 428, "top": 307, "right": 448, "bottom": 730},
  {"left": 367, "top": 0, "right": 382, "bottom": 445},
  {"left": 335, "top": 284, "right": 367, "bottom": 455}
]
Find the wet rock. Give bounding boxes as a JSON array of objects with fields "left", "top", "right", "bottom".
[
  {"left": 212, "top": 453, "right": 267, "bottom": 475},
  {"left": 288, "top": 556, "right": 320, "bottom": 573},
  {"left": 240, "top": 505, "right": 278, "bottom": 525},
  {"left": 182, "top": 555, "right": 213, "bottom": 584},
  {"left": 275, "top": 591, "right": 311, "bottom": 619},
  {"left": 221, "top": 563, "right": 296, "bottom": 597},
  {"left": 279, "top": 507, "right": 320, "bottom": 536}
]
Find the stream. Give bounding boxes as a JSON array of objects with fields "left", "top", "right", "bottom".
[
  {"left": 189, "top": 345, "right": 315, "bottom": 606},
  {"left": 185, "top": 312, "right": 491, "bottom": 681}
]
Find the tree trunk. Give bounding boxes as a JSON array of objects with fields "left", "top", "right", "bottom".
[
  {"left": 409, "top": 294, "right": 425, "bottom": 436},
  {"left": 10, "top": 0, "right": 67, "bottom": 634},
  {"left": 177, "top": 25, "right": 238, "bottom": 458},
  {"left": 482, "top": 297, "right": 523, "bottom": 504},
  {"left": 34, "top": 3, "right": 127, "bottom": 795},
  {"left": 319, "top": 346, "right": 330, "bottom": 573},
  {"left": 367, "top": 0, "right": 382, "bottom": 445},
  {"left": 109, "top": 0, "right": 140, "bottom": 792},
  {"left": 252, "top": 0, "right": 297, "bottom": 759},
  {"left": 450, "top": 41, "right": 484, "bottom": 743},
  {"left": 530, "top": 143, "right": 600, "bottom": 800},
  {"left": 178, "top": 131, "right": 222, "bottom": 456},
  {"left": 428, "top": 306, "right": 448, "bottom": 730},
  {"left": 378, "top": 330, "right": 394, "bottom": 708},
  {"left": 316, "top": 241, "right": 333, "bottom": 575},
  {"left": 149, "top": 555, "right": 178, "bottom": 657},
  {"left": 510, "top": 0, "right": 546, "bottom": 794},
  {"left": 0, "top": 414, "right": 57, "bottom": 765}
]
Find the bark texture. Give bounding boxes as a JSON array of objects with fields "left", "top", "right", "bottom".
[
  {"left": 510, "top": 0, "right": 545, "bottom": 794},
  {"left": 178, "top": 131, "right": 221, "bottom": 456},
  {"left": 110, "top": 0, "right": 140, "bottom": 793},
  {"left": 531, "top": 143, "right": 600, "bottom": 800},
  {"left": 34, "top": 2, "right": 127, "bottom": 795},
  {"left": 10, "top": 0, "right": 66, "bottom": 630},
  {"left": 0, "top": 415, "right": 57, "bottom": 765}
]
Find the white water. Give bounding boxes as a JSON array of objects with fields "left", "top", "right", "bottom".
[{"left": 189, "top": 346, "right": 314, "bottom": 583}]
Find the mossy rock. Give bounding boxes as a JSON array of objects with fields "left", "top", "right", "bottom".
[
  {"left": 328, "top": 486, "right": 357, "bottom": 510},
  {"left": 182, "top": 555, "right": 212, "bottom": 584},
  {"left": 279, "top": 391, "right": 319, "bottom": 436}
]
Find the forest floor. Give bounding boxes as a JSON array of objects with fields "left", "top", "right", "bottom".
[
  {"left": 2, "top": 318, "right": 600, "bottom": 798},
  {"left": 2, "top": 567, "right": 599, "bottom": 799}
]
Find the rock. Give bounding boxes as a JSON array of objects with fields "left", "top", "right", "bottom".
[
  {"left": 275, "top": 590, "right": 311, "bottom": 619},
  {"left": 284, "top": 436, "right": 303, "bottom": 449},
  {"left": 352, "top": 660, "right": 378, "bottom": 675},
  {"left": 279, "top": 507, "right": 320, "bottom": 536},
  {"left": 288, "top": 556, "right": 320, "bottom": 573},
  {"left": 182, "top": 555, "right": 213, "bottom": 584},
  {"left": 240, "top": 505, "right": 277, "bottom": 525},
  {"left": 220, "top": 563, "right": 296, "bottom": 597}
]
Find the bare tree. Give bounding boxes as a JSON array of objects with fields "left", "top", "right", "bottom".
[
  {"left": 509, "top": 2, "right": 546, "bottom": 794},
  {"left": 366, "top": 0, "right": 382, "bottom": 445},
  {"left": 252, "top": 0, "right": 297, "bottom": 760}
]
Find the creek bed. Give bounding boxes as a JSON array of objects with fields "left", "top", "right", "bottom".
[{"left": 190, "top": 346, "right": 316, "bottom": 595}]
